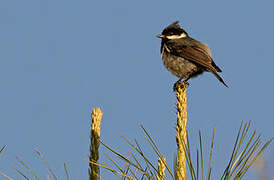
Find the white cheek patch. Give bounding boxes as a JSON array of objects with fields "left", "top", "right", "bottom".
[{"left": 166, "top": 33, "right": 187, "bottom": 39}]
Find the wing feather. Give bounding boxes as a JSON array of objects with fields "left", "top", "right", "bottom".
[{"left": 166, "top": 41, "right": 222, "bottom": 72}]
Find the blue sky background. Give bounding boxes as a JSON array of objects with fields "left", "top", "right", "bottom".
[{"left": 0, "top": 0, "right": 273, "bottom": 179}]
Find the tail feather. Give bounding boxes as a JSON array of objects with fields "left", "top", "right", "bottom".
[
  {"left": 212, "top": 71, "right": 229, "bottom": 88},
  {"left": 211, "top": 61, "right": 222, "bottom": 72}
]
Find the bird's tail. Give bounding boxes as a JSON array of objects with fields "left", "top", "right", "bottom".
[
  {"left": 211, "top": 61, "right": 222, "bottom": 72},
  {"left": 212, "top": 71, "right": 229, "bottom": 88}
]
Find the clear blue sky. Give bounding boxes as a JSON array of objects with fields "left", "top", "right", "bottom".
[{"left": 0, "top": 0, "right": 273, "bottom": 179}]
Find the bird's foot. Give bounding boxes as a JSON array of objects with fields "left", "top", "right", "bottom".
[
  {"left": 173, "top": 80, "right": 189, "bottom": 92},
  {"left": 183, "top": 80, "right": 190, "bottom": 87}
]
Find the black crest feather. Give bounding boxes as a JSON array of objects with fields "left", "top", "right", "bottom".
[{"left": 161, "top": 21, "right": 187, "bottom": 36}]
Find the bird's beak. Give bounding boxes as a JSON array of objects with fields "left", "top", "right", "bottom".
[{"left": 156, "top": 34, "right": 165, "bottom": 38}]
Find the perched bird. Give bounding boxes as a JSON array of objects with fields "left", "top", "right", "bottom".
[{"left": 157, "top": 21, "right": 228, "bottom": 89}]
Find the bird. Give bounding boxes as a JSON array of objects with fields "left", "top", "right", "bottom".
[{"left": 157, "top": 21, "right": 228, "bottom": 89}]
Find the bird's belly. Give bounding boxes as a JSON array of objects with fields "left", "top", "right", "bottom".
[{"left": 162, "top": 53, "right": 198, "bottom": 79}]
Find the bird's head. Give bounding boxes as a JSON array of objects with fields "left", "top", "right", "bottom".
[{"left": 157, "top": 21, "right": 188, "bottom": 40}]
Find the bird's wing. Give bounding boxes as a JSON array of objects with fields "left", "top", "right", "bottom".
[
  {"left": 198, "top": 42, "right": 211, "bottom": 56},
  {"left": 167, "top": 43, "right": 228, "bottom": 87},
  {"left": 168, "top": 43, "right": 222, "bottom": 72}
]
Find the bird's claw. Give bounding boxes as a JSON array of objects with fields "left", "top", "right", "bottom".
[{"left": 173, "top": 80, "right": 189, "bottom": 92}]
